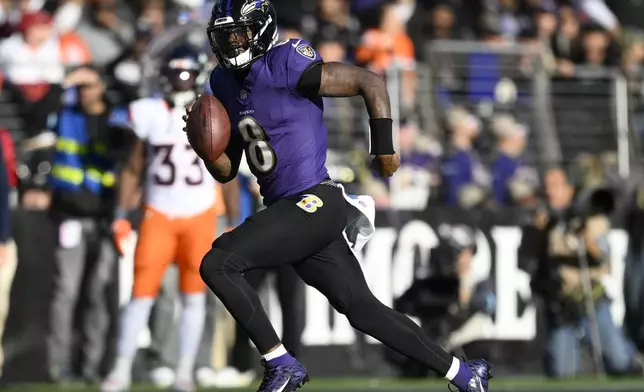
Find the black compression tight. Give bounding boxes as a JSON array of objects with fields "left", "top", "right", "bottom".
[{"left": 199, "top": 239, "right": 453, "bottom": 375}]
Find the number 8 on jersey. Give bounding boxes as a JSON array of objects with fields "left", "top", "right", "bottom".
[{"left": 238, "top": 116, "right": 276, "bottom": 173}]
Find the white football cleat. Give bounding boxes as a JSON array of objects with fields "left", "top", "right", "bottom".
[
  {"left": 100, "top": 375, "right": 131, "bottom": 392},
  {"left": 195, "top": 367, "right": 218, "bottom": 388},
  {"left": 216, "top": 367, "right": 256, "bottom": 388},
  {"left": 149, "top": 367, "right": 176, "bottom": 389},
  {"left": 172, "top": 376, "right": 196, "bottom": 392}
]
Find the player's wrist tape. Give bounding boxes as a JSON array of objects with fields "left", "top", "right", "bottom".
[
  {"left": 114, "top": 208, "right": 128, "bottom": 220},
  {"left": 369, "top": 118, "right": 395, "bottom": 155}
]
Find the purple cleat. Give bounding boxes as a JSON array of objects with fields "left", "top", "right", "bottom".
[
  {"left": 450, "top": 359, "right": 493, "bottom": 392},
  {"left": 256, "top": 357, "right": 309, "bottom": 392}
]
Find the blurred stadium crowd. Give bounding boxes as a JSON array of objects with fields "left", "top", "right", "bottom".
[{"left": 1, "top": 0, "right": 644, "bottom": 388}]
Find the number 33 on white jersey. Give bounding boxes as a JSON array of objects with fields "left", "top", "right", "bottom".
[{"left": 128, "top": 98, "right": 216, "bottom": 218}]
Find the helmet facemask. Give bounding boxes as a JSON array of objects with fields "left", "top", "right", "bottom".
[{"left": 207, "top": 12, "right": 277, "bottom": 70}]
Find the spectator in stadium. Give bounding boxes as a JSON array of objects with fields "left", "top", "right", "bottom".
[
  {"left": 301, "top": 0, "right": 360, "bottom": 60},
  {"left": 426, "top": 3, "right": 464, "bottom": 40},
  {"left": 576, "top": 24, "right": 620, "bottom": 67},
  {"left": 526, "top": 4, "right": 558, "bottom": 58},
  {"left": 47, "top": 65, "right": 133, "bottom": 383},
  {"left": 356, "top": 1, "right": 416, "bottom": 111},
  {"left": 137, "top": 0, "right": 167, "bottom": 37},
  {"left": 552, "top": 5, "right": 582, "bottom": 77},
  {"left": 624, "top": 182, "right": 644, "bottom": 354},
  {"left": 441, "top": 106, "right": 489, "bottom": 208},
  {"left": 532, "top": 4, "right": 558, "bottom": 42},
  {"left": 479, "top": 0, "right": 533, "bottom": 42},
  {"left": 0, "top": 10, "right": 91, "bottom": 138},
  {"left": 407, "top": 1, "right": 475, "bottom": 92},
  {"left": 0, "top": 140, "right": 14, "bottom": 379},
  {"left": 104, "top": 22, "right": 154, "bottom": 104},
  {"left": 532, "top": 168, "right": 638, "bottom": 378},
  {"left": 517, "top": 4, "right": 559, "bottom": 76},
  {"left": 75, "top": 0, "right": 135, "bottom": 68},
  {"left": 568, "top": 153, "right": 607, "bottom": 190},
  {"left": 407, "top": 2, "right": 474, "bottom": 62},
  {"left": 622, "top": 31, "right": 644, "bottom": 77},
  {"left": 490, "top": 115, "right": 530, "bottom": 207},
  {"left": 0, "top": 9, "right": 90, "bottom": 84}
]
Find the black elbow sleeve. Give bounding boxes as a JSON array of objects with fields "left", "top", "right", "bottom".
[{"left": 296, "top": 61, "right": 323, "bottom": 98}]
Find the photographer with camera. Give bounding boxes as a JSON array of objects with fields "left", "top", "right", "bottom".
[
  {"left": 388, "top": 223, "right": 495, "bottom": 378},
  {"left": 624, "top": 182, "right": 644, "bottom": 355},
  {"left": 529, "top": 168, "right": 637, "bottom": 378}
]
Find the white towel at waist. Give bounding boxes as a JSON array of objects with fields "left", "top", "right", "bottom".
[{"left": 336, "top": 183, "right": 376, "bottom": 252}]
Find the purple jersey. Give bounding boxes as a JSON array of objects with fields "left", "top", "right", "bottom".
[{"left": 209, "top": 38, "right": 329, "bottom": 205}]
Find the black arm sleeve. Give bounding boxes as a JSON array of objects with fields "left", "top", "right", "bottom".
[{"left": 296, "top": 61, "right": 323, "bottom": 99}]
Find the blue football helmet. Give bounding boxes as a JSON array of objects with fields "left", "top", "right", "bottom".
[
  {"left": 207, "top": 0, "right": 278, "bottom": 70},
  {"left": 161, "top": 44, "right": 204, "bottom": 93}
]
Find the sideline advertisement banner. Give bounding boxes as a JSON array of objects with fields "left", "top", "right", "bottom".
[{"left": 2, "top": 207, "right": 630, "bottom": 381}]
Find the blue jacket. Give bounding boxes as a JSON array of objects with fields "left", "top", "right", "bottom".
[
  {"left": 49, "top": 106, "right": 130, "bottom": 193},
  {"left": 492, "top": 153, "right": 522, "bottom": 205},
  {"left": 49, "top": 105, "right": 130, "bottom": 219},
  {"left": 442, "top": 149, "right": 476, "bottom": 206}
]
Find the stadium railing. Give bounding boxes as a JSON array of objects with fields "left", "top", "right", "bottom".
[
  {"left": 550, "top": 65, "right": 631, "bottom": 178},
  {"left": 419, "top": 40, "right": 559, "bottom": 167},
  {"left": 393, "top": 40, "right": 636, "bottom": 180}
]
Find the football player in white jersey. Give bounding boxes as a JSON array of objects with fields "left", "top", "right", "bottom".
[{"left": 101, "top": 45, "right": 239, "bottom": 392}]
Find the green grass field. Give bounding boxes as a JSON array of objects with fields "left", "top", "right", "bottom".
[{"left": 3, "top": 377, "right": 643, "bottom": 392}]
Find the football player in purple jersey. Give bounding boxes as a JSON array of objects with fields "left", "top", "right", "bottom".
[{"left": 186, "top": 1, "right": 493, "bottom": 392}]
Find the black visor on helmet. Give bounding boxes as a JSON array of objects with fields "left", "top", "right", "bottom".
[
  {"left": 210, "top": 23, "right": 252, "bottom": 59},
  {"left": 208, "top": 0, "right": 278, "bottom": 71},
  {"left": 208, "top": 17, "right": 270, "bottom": 69}
]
